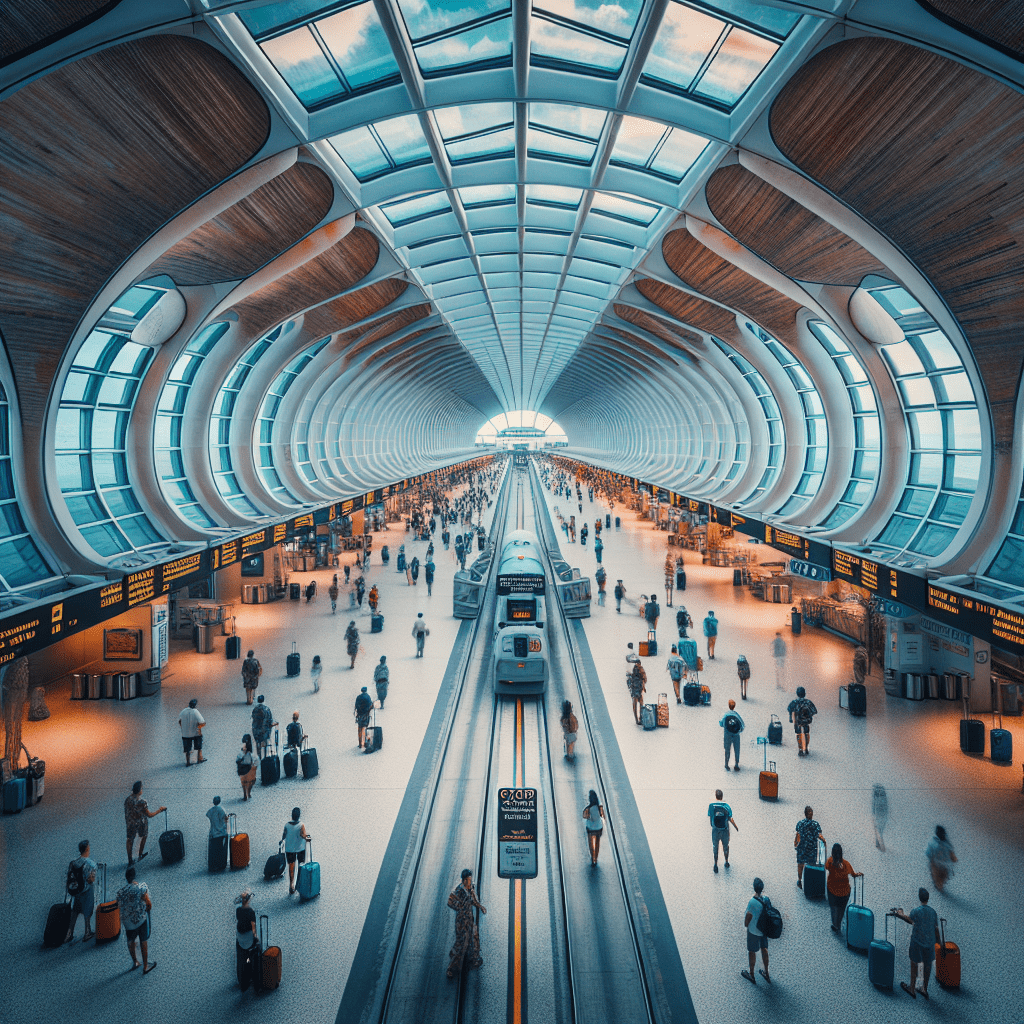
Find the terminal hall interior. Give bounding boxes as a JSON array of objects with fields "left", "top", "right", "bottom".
[{"left": 2, "top": 2, "right": 1024, "bottom": 1023}]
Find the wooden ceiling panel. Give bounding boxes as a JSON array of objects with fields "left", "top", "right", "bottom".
[
  {"left": 662, "top": 230, "right": 803, "bottom": 341},
  {"left": 298, "top": 278, "right": 409, "bottom": 345},
  {"left": 1, "top": 1, "right": 119, "bottom": 64},
  {"left": 230, "top": 228, "right": 381, "bottom": 338},
  {"left": 603, "top": 326, "right": 678, "bottom": 366},
  {"left": 614, "top": 304, "right": 705, "bottom": 355},
  {"left": 0, "top": 35, "right": 270, "bottom": 423},
  {"left": 917, "top": 1, "right": 1024, "bottom": 60},
  {"left": 345, "top": 307, "right": 432, "bottom": 364},
  {"left": 635, "top": 279, "right": 738, "bottom": 340},
  {"left": 148, "top": 163, "right": 334, "bottom": 286},
  {"left": 770, "top": 37, "right": 1024, "bottom": 422},
  {"left": 705, "top": 165, "right": 888, "bottom": 286}
]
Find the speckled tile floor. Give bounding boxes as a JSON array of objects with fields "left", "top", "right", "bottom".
[{"left": 538, "top": 482, "right": 1024, "bottom": 1024}]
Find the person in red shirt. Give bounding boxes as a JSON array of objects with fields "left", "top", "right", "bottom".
[{"left": 825, "top": 842, "right": 863, "bottom": 934}]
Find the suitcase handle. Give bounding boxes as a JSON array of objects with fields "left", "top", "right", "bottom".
[
  {"left": 228, "top": 812, "right": 236, "bottom": 840},
  {"left": 260, "top": 913, "right": 269, "bottom": 947}
]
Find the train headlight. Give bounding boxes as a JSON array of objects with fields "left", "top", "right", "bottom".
[{"left": 528, "top": 638, "right": 542, "bottom": 653}]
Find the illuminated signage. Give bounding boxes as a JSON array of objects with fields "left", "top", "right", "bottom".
[
  {"left": 927, "top": 585, "right": 1024, "bottom": 653},
  {"left": 126, "top": 568, "right": 157, "bottom": 607},
  {"left": 497, "top": 787, "right": 538, "bottom": 879},
  {"left": 241, "top": 530, "right": 266, "bottom": 554},
  {"left": 100, "top": 581, "right": 125, "bottom": 609},
  {"left": 292, "top": 514, "right": 314, "bottom": 530},
  {"left": 273, "top": 523, "right": 287, "bottom": 544},
  {"left": 496, "top": 574, "right": 546, "bottom": 595}
]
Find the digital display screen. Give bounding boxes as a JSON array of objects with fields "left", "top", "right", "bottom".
[
  {"left": 507, "top": 599, "right": 535, "bottom": 621},
  {"left": 927, "top": 584, "right": 1024, "bottom": 654},
  {"left": 497, "top": 574, "right": 546, "bottom": 595}
]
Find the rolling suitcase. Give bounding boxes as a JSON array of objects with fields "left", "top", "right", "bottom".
[
  {"left": 365, "top": 709, "right": 383, "bottom": 754},
  {"left": 44, "top": 897, "right": 74, "bottom": 948},
  {"left": 656, "top": 693, "right": 669, "bottom": 728},
  {"left": 803, "top": 838, "right": 826, "bottom": 900},
  {"left": 934, "top": 917, "right": 960, "bottom": 989},
  {"left": 158, "top": 809, "right": 185, "bottom": 864},
  {"left": 768, "top": 714, "right": 783, "bottom": 745},
  {"left": 283, "top": 747, "right": 299, "bottom": 778},
  {"left": 259, "top": 914, "right": 282, "bottom": 990},
  {"left": 229, "top": 812, "right": 250, "bottom": 870},
  {"left": 371, "top": 612, "right": 384, "bottom": 633},
  {"left": 226, "top": 634, "right": 241, "bottom": 660},
  {"left": 641, "top": 703, "right": 657, "bottom": 730},
  {"left": 848, "top": 682, "right": 867, "bottom": 716},
  {"left": 758, "top": 740, "right": 778, "bottom": 801},
  {"left": 845, "top": 874, "right": 874, "bottom": 951},
  {"left": 209, "top": 835, "right": 228, "bottom": 873},
  {"left": 647, "top": 629, "right": 658, "bottom": 657},
  {"left": 264, "top": 841, "right": 286, "bottom": 881},
  {"left": 286, "top": 641, "right": 300, "bottom": 677},
  {"left": 990, "top": 712, "right": 1012, "bottom": 763},
  {"left": 296, "top": 836, "right": 320, "bottom": 901},
  {"left": 638, "top": 641, "right": 650, "bottom": 657},
  {"left": 682, "top": 681, "right": 701, "bottom": 706},
  {"left": 300, "top": 737, "right": 319, "bottom": 779},
  {"left": 960, "top": 695, "right": 985, "bottom": 753},
  {"left": 3, "top": 775, "right": 26, "bottom": 814},
  {"left": 261, "top": 734, "right": 281, "bottom": 786},
  {"left": 95, "top": 864, "right": 121, "bottom": 943},
  {"left": 868, "top": 911, "right": 896, "bottom": 989},
  {"left": 839, "top": 685, "right": 849, "bottom": 710}
]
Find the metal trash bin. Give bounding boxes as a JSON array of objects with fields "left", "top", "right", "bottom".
[
  {"left": 102, "top": 674, "right": 116, "bottom": 699},
  {"left": 290, "top": 582, "right": 300, "bottom": 600},
  {"left": 140, "top": 667, "right": 161, "bottom": 697},
  {"left": 71, "top": 673, "right": 85, "bottom": 700},
  {"left": 791, "top": 607, "right": 802, "bottom": 635},
  {"left": 195, "top": 622, "right": 215, "bottom": 654},
  {"left": 925, "top": 673, "right": 940, "bottom": 699}
]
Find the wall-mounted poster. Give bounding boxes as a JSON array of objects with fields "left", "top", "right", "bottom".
[{"left": 104, "top": 628, "right": 143, "bottom": 661}]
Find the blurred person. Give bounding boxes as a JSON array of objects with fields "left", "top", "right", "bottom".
[
  {"left": 235, "top": 734, "right": 256, "bottom": 801},
  {"left": 582, "top": 790, "right": 605, "bottom": 866},
  {"left": 926, "top": 825, "right": 958, "bottom": 893},
  {"left": 560, "top": 700, "right": 579, "bottom": 761},
  {"left": 772, "top": 632, "right": 787, "bottom": 691},
  {"left": 872, "top": 784, "right": 889, "bottom": 852}
]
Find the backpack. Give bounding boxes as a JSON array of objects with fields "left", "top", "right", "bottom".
[
  {"left": 756, "top": 895, "right": 784, "bottom": 939},
  {"left": 66, "top": 860, "right": 86, "bottom": 897},
  {"left": 712, "top": 804, "right": 728, "bottom": 829},
  {"left": 725, "top": 713, "right": 741, "bottom": 734},
  {"left": 795, "top": 701, "right": 813, "bottom": 727},
  {"left": 704, "top": 617, "right": 717, "bottom": 636},
  {"left": 286, "top": 722, "right": 302, "bottom": 748},
  {"left": 614, "top": 584, "right": 624, "bottom": 599},
  {"left": 737, "top": 660, "right": 750, "bottom": 681}
]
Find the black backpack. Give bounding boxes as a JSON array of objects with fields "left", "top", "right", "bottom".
[
  {"left": 66, "top": 860, "right": 85, "bottom": 897},
  {"left": 712, "top": 804, "right": 728, "bottom": 829},
  {"left": 725, "top": 714, "right": 741, "bottom": 734},
  {"left": 756, "top": 895, "right": 784, "bottom": 939}
]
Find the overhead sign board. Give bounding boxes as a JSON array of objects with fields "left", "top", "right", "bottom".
[
  {"left": 789, "top": 558, "right": 832, "bottom": 581},
  {"left": 496, "top": 573, "right": 546, "bottom": 595},
  {"left": 926, "top": 584, "right": 1024, "bottom": 655},
  {"left": 497, "top": 787, "right": 538, "bottom": 879}
]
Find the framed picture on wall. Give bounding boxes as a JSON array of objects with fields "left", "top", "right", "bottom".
[{"left": 104, "top": 628, "right": 143, "bottom": 661}]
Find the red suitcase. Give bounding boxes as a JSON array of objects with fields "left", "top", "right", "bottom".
[
  {"left": 934, "top": 917, "right": 960, "bottom": 989},
  {"left": 94, "top": 864, "right": 121, "bottom": 943},
  {"left": 229, "top": 813, "right": 250, "bottom": 870},
  {"left": 259, "top": 914, "right": 282, "bottom": 990}
]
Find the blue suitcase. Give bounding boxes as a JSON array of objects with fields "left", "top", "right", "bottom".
[
  {"left": 845, "top": 874, "right": 874, "bottom": 951},
  {"left": 991, "top": 714, "right": 1012, "bottom": 763},
  {"left": 297, "top": 836, "right": 320, "bottom": 901},
  {"left": 868, "top": 911, "right": 896, "bottom": 989},
  {"left": 3, "top": 776, "right": 26, "bottom": 814},
  {"left": 803, "top": 839, "right": 826, "bottom": 900},
  {"left": 641, "top": 703, "right": 657, "bottom": 730}
]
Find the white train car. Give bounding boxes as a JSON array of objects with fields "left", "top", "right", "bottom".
[{"left": 492, "top": 530, "right": 548, "bottom": 696}]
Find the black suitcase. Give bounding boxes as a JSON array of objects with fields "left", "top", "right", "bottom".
[
  {"left": 803, "top": 839, "right": 826, "bottom": 900},
  {"left": 43, "top": 898, "right": 73, "bottom": 948},
  {"left": 209, "top": 834, "right": 228, "bottom": 872},
  {"left": 371, "top": 612, "right": 384, "bottom": 633},
  {"left": 768, "top": 714, "right": 783, "bottom": 745},
  {"left": 283, "top": 748, "right": 299, "bottom": 779},
  {"left": 682, "top": 681, "right": 701, "bottom": 706},
  {"left": 301, "top": 737, "right": 319, "bottom": 779},
  {"left": 848, "top": 682, "right": 867, "bottom": 716},
  {"left": 226, "top": 635, "right": 241, "bottom": 660},
  {"left": 991, "top": 712, "right": 1013, "bottom": 763},
  {"left": 365, "top": 710, "right": 383, "bottom": 754},
  {"left": 960, "top": 718, "right": 984, "bottom": 753},
  {"left": 159, "top": 810, "right": 185, "bottom": 864},
  {"left": 261, "top": 736, "right": 281, "bottom": 786},
  {"left": 286, "top": 641, "right": 300, "bottom": 677},
  {"left": 264, "top": 841, "right": 286, "bottom": 881},
  {"left": 676, "top": 569, "right": 686, "bottom": 590}
]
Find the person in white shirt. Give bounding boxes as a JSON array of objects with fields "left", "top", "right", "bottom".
[{"left": 178, "top": 698, "right": 206, "bottom": 766}]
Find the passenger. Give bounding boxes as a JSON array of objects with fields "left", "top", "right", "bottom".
[
  {"left": 410, "top": 556, "right": 420, "bottom": 585},
  {"left": 396, "top": 545, "right": 406, "bottom": 573},
  {"left": 344, "top": 564, "right": 351, "bottom": 584},
  {"left": 65, "top": 839, "right": 97, "bottom": 944},
  {"left": 368, "top": 584, "right": 379, "bottom": 613},
  {"left": 124, "top": 780, "right": 166, "bottom": 866},
  {"left": 373, "top": 656, "right": 390, "bottom": 708},
  {"left": 627, "top": 661, "right": 647, "bottom": 725},
  {"left": 720, "top": 699, "right": 745, "bottom": 771},
  {"left": 825, "top": 842, "right": 862, "bottom": 934},
  {"left": 345, "top": 621, "right": 360, "bottom": 669},
  {"left": 625, "top": 642, "right": 639, "bottom": 666},
  {"left": 582, "top": 789, "right": 605, "bottom": 866},
  {"left": 787, "top": 686, "right": 818, "bottom": 756},
  {"left": 234, "top": 888, "right": 258, "bottom": 990},
  {"left": 736, "top": 655, "right": 751, "bottom": 701},
  {"left": 354, "top": 687, "right": 373, "bottom": 749},
  {"left": 676, "top": 605, "right": 692, "bottom": 638},
  {"left": 638, "top": 594, "right": 647, "bottom": 620},
  {"left": 251, "top": 695, "right": 277, "bottom": 760},
  {"left": 871, "top": 784, "right": 889, "bottom": 852},
  {"left": 116, "top": 865, "right": 155, "bottom": 973},
  {"left": 794, "top": 806, "right": 825, "bottom": 889},
  {"left": 425, "top": 559, "right": 435, "bottom": 596},
  {"left": 328, "top": 575, "right": 339, "bottom": 614},
  {"left": 742, "top": 877, "right": 771, "bottom": 985},
  {"left": 560, "top": 700, "right": 578, "bottom": 761},
  {"left": 666, "top": 645, "right": 685, "bottom": 704},
  {"left": 286, "top": 711, "right": 303, "bottom": 750},
  {"left": 310, "top": 655, "right": 322, "bottom": 694},
  {"left": 412, "top": 612, "right": 429, "bottom": 658},
  {"left": 241, "top": 649, "right": 262, "bottom": 705},
  {"left": 703, "top": 610, "right": 719, "bottom": 660},
  {"left": 580, "top": 523, "right": 588, "bottom": 546},
  {"left": 645, "top": 593, "right": 660, "bottom": 632},
  {"left": 281, "top": 807, "right": 309, "bottom": 896},
  {"left": 595, "top": 565, "right": 606, "bottom": 604},
  {"left": 446, "top": 868, "right": 487, "bottom": 978},
  {"left": 594, "top": 535, "right": 603, "bottom": 563},
  {"left": 708, "top": 788, "right": 738, "bottom": 872},
  {"left": 356, "top": 576, "right": 366, "bottom": 606},
  {"left": 894, "top": 888, "right": 941, "bottom": 999},
  {"left": 178, "top": 697, "right": 206, "bottom": 767},
  {"left": 926, "top": 825, "right": 958, "bottom": 893},
  {"left": 236, "top": 734, "right": 256, "bottom": 801},
  {"left": 772, "top": 631, "right": 788, "bottom": 690}
]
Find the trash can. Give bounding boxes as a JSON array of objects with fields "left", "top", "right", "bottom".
[
  {"left": 791, "top": 607, "right": 802, "bottom": 635},
  {"left": 290, "top": 582, "right": 300, "bottom": 600},
  {"left": 195, "top": 622, "right": 215, "bottom": 654},
  {"left": 605, "top": 514, "right": 611, "bottom": 528},
  {"left": 615, "top": 516, "right": 621, "bottom": 528},
  {"left": 140, "top": 667, "right": 161, "bottom": 697},
  {"left": 733, "top": 569, "right": 742, "bottom": 587}
]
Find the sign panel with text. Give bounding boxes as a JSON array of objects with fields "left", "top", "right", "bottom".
[{"left": 497, "top": 787, "right": 538, "bottom": 879}]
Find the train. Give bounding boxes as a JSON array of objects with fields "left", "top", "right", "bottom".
[{"left": 492, "top": 530, "right": 548, "bottom": 696}]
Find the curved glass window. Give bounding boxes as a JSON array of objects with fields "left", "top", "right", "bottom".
[
  {"left": 256, "top": 337, "right": 331, "bottom": 502},
  {"left": 209, "top": 325, "right": 287, "bottom": 518},
  {"left": 476, "top": 410, "right": 567, "bottom": 445},
  {"left": 531, "top": 0, "right": 644, "bottom": 77},
  {"left": 154, "top": 322, "right": 230, "bottom": 529},
  {"left": 807, "top": 322, "right": 881, "bottom": 529},
  {"left": 0, "top": 382, "right": 52, "bottom": 588},
  {"left": 987, "top": 479, "right": 1024, "bottom": 590},
  {"left": 396, "top": 0, "right": 512, "bottom": 76},
  {"left": 867, "top": 283, "right": 982, "bottom": 560},
  {"left": 610, "top": 117, "right": 709, "bottom": 182}
]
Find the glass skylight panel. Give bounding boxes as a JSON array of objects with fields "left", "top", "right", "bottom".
[
  {"left": 380, "top": 190, "right": 451, "bottom": 225},
  {"left": 531, "top": 0, "right": 643, "bottom": 74},
  {"left": 329, "top": 114, "right": 431, "bottom": 180},
  {"left": 611, "top": 117, "right": 708, "bottom": 181},
  {"left": 418, "top": 257, "right": 476, "bottom": 283},
  {"left": 478, "top": 253, "right": 519, "bottom": 272},
  {"left": 459, "top": 184, "right": 516, "bottom": 206},
  {"left": 397, "top": 0, "right": 512, "bottom": 74},
  {"left": 591, "top": 191, "right": 661, "bottom": 226},
  {"left": 699, "top": 0, "right": 801, "bottom": 37},
  {"left": 692, "top": 27, "right": 777, "bottom": 106},
  {"left": 526, "top": 184, "right": 583, "bottom": 208},
  {"left": 316, "top": 4, "right": 400, "bottom": 91},
  {"left": 523, "top": 253, "right": 564, "bottom": 274},
  {"left": 484, "top": 273, "right": 519, "bottom": 290},
  {"left": 568, "top": 257, "right": 621, "bottom": 283},
  {"left": 644, "top": 4, "right": 725, "bottom": 92},
  {"left": 238, "top": 0, "right": 333, "bottom": 38},
  {"left": 416, "top": 19, "right": 513, "bottom": 74}
]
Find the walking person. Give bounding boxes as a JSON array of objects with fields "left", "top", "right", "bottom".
[
  {"left": 354, "top": 687, "right": 373, "bottom": 749},
  {"left": 356, "top": 576, "right": 366, "bottom": 606},
  {"left": 65, "top": 839, "right": 97, "bottom": 944},
  {"left": 446, "top": 869, "right": 487, "bottom": 979},
  {"left": 787, "top": 686, "right": 818, "bottom": 756},
  {"left": 666, "top": 645, "right": 685, "bottom": 704},
  {"left": 582, "top": 790, "right": 605, "bottom": 866},
  {"left": 425, "top": 559, "right": 435, "bottom": 596},
  {"left": 794, "top": 806, "right": 825, "bottom": 889},
  {"left": 708, "top": 788, "right": 738, "bottom": 872},
  {"left": 926, "top": 825, "right": 958, "bottom": 893},
  {"left": 412, "top": 612, "right": 429, "bottom": 657},
  {"left": 560, "top": 700, "right": 579, "bottom": 761},
  {"left": 703, "top": 610, "right": 719, "bottom": 660},
  {"left": 236, "top": 734, "right": 256, "bottom": 801},
  {"left": 720, "top": 699, "right": 745, "bottom": 771},
  {"left": 251, "top": 695, "right": 276, "bottom": 760},
  {"left": 124, "top": 781, "right": 165, "bottom": 866},
  {"left": 373, "top": 656, "right": 390, "bottom": 708},
  {"left": 872, "top": 784, "right": 889, "bottom": 852},
  {"left": 281, "top": 807, "right": 309, "bottom": 895},
  {"left": 410, "top": 557, "right": 420, "bottom": 585},
  {"left": 825, "top": 842, "right": 862, "bottom": 933},
  {"left": 207, "top": 795, "right": 228, "bottom": 869},
  {"left": 645, "top": 593, "right": 660, "bottom": 632},
  {"left": 328, "top": 575, "right": 339, "bottom": 614},
  {"left": 285, "top": 711, "right": 303, "bottom": 750},
  {"left": 310, "top": 655, "right": 322, "bottom": 694},
  {"left": 178, "top": 697, "right": 206, "bottom": 766},
  {"left": 595, "top": 565, "right": 606, "bottom": 605},
  {"left": 368, "top": 584, "right": 379, "bottom": 613},
  {"left": 676, "top": 605, "right": 692, "bottom": 639},
  {"left": 234, "top": 888, "right": 259, "bottom": 990},
  {"left": 614, "top": 579, "right": 626, "bottom": 613},
  {"left": 345, "top": 620, "right": 360, "bottom": 669},
  {"left": 116, "top": 865, "right": 154, "bottom": 973},
  {"left": 627, "top": 660, "right": 647, "bottom": 725},
  {"left": 736, "top": 655, "right": 751, "bottom": 700},
  {"left": 742, "top": 878, "right": 772, "bottom": 985},
  {"left": 580, "top": 523, "right": 588, "bottom": 547},
  {"left": 594, "top": 535, "right": 603, "bottom": 563},
  {"left": 241, "top": 649, "right": 262, "bottom": 705},
  {"left": 772, "top": 632, "right": 787, "bottom": 690},
  {"left": 895, "top": 888, "right": 941, "bottom": 1000}
]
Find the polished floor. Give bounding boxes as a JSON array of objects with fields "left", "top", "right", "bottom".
[{"left": 3, "top": 479, "right": 1022, "bottom": 1024}]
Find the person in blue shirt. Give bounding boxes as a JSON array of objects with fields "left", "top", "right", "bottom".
[
  {"left": 895, "top": 888, "right": 941, "bottom": 1000},
  {"left": 708, "top": 788, "right": 739, "bottom": 873},
  {"left": 65, "top": 839, "right": 98, "bottom": 944},
  {"left": 719, "top": 699, "right": 745, "bottom": 771},
  {"left": 703, "top": 611, "right": 719, "bottom": 660}
]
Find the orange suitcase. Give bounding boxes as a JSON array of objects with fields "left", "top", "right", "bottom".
[
  {"left": 229, "top": 813, "right": 250, "bottom": 870},
  {"left": 656, "top": 693, "right": 669, "bottom": 728},
  {"left": 934, "top": 917, "right": 960, "bottom": 989},
  {"left": 759, "top": 742, "right": 778, "bottom": 801},
  {"left": 95, "top": 864, "right": 121, "bottom": 943},
  {"left": 638, "top": 641, "right": 650, "bottom": 657}
]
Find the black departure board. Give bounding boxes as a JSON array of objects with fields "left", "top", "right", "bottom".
[{"left": 927, "top": 584, "right": 1024, "bottom": 653}]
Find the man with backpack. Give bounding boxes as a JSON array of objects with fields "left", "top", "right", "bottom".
[
  {"left": 251, "top": 695, "right": 277, "bottom": 760},
  {"left": 743, "top": 877, "right": 777, "bottom": 985},
  {"left": 703, "top": 610, "right": 719, "bottom": 659},
  {"left": 614, "top": 579, "right": 626, "bottom": 613},
  {"left": 719, "top": 699, "right": 745, "bottom": 771},
  {"left": 787, "top": 686, "right": 818, "bottom": 756},
  {"left": 666, "top": 645, "right": 685, "bottom": 704},
  {"left": 675, "top": 605, "right": 692, "bottom": 638},
  {"left": 285, "top": 711, "right": 304, "bottom": 750},
  {"left": 708, "top": 788, "right": 738, "bottom": 873},
  {"left": 65, "top": 839, "right": 97, "bottom": 944}
]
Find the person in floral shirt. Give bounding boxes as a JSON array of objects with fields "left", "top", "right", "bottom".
[
  {"left": 794, "top": 806, "right": 825, "bottom": 888},
  {"left": 124, "top": 780, "right": 165, "bottom": 865},
  {"left": 116, "top": 866, "right": 154, "bottom": 973}
]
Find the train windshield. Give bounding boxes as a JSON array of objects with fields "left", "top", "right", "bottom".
[{"left": 506, "top": 598, "right": 535, "bottom": 622}]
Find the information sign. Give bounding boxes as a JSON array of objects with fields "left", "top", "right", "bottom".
[
  {"left": 497, "top": 788, "right": 538, "bottom": 879},
  {"left": 496, "top": 574, "right": 546, "bottom": 595}
]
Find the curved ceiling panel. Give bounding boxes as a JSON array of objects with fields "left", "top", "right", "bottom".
[
  {"left": 341, "top": 304, "right": 433, "bottom": 366},
  {"left": 916, "top": 1, "right": 1024, "bottom": 60},
  {"left": 0, "top": 0, "right": 119, "bottom": 65},
  {"left": 0, "top": 35, "right": 270, "bottom": 420},
  {"left": 299, "top": 278, "right": 410, "bottom": 343},
  {"left": 634, "top": 278, "right": 739, "bottom": 339},
  {"left": 148, "top": 162, "right": 334, "bottom": 286},
  {"left": 613, "top": 304, "right": 706, "bottom": 355},
  {"left": 705, "top": 165, "right": 889, "bottom": 286},
  {"left": 770, "top": 36, "right": 1024, "bottom": 445}
]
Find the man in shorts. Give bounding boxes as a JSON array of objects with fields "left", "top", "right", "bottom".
[
  {"left": 787, "top": 686, "right": 818, "bottom": 756},
  {"left": 895, "top": 888, "right": 940, "bottom": 999},
  {"left": 719, "top": 699, "right": 745, "bottom": 771},
  {"left": 116, "top": 865, "right": 154, "bottom": 973},
  {"left": 666, "top": 645, "right": 685, "bottom": 704},
  {"left": 742, "top": 877, "right": 772, "bottom": 985},
  {"left": 708, "top": 788, "right": 738, "bottom": 873},
  {"left": 178, "top": 697, "right": 205, "bottom": 766},
  {"left": 124, "top": 780, "right": 166, "bottom": 866},
  {"left": 794, "top": 805, "right": 825, "bottom": 888}
]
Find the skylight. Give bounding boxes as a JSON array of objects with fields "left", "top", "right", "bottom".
[
  {"left": 611, "top": 116, "right": 709, "bottom": 181},
  {"left": 329, "top": 113, "right": 431, "bottom": 180}
]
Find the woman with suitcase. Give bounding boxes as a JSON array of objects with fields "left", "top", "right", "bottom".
[
  {"left": 825, "top": 843, "right": 862, "bottom": 934},
  {"left": 236, "top": 735, "right": 256, "bottom": 801},
  {"left": 235, "top": 888, "right": 259, "bottom": 990}
]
